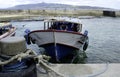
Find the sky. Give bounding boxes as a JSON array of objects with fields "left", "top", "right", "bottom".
[{"left": 0, "top": 0, "right": 120, "bottom": 9}]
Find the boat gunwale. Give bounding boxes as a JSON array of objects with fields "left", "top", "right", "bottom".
[{"left": 29, "top": 29, "right": 85, "bottom": 36}]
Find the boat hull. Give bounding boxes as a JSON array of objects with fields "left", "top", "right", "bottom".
[
  {"left": 40, "top": 43, "right": 78, "bottom": 62},
  {"left": 29, "top": 30, "right": 87, "bottom": 62}
]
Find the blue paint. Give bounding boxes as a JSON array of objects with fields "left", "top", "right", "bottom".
[
  {"left": 1, "top": 59, "right": 28, "bottom": 72},
  {"left": 41, "top": 43, "right": 76, "bottom": 61},
  {"left": 42, "top": 44, "right": 56, "bottom": 59}
]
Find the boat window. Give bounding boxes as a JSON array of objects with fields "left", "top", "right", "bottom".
[{"left": 45, "top": 21, "right": 82, "bottom": 32}]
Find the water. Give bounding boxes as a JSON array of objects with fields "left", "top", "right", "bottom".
[
  {"left": 81, "top": 17, "right": 120, "bottom": 63},
  {"left": 11, "top": 17, "right": 120, "bottom": 63}
]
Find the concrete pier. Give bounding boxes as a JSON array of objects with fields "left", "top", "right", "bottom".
[{"left": 37, "top": 63, "right": 120, "bottom": 77}]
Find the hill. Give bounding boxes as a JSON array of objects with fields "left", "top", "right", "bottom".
[{"left": 7, "top": 2, "right": 111, "bottom": 10}]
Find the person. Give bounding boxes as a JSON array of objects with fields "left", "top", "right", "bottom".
[
  {"left": 60, "top": 25, "right": 68, "bottom": 31},
  {"left": 71, "top": 24, "right": 79, "bottom": 32},
  {"left": 51, "top": 25, "right": 57, "bottom": 29}
]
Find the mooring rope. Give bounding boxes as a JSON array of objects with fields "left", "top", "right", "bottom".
[
  {"left": 0, "top": 49, "right": 108, "bottom": 77},
  {"left": 87, "top": 62, "right": 109, "bottom": 77},
  {"left": 0, "top": 49, "right": 65, "bottom": 77}
]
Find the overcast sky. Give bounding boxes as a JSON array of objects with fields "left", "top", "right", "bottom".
[{"left": 0, "top": 0, "right": 120, "bottom": 9}]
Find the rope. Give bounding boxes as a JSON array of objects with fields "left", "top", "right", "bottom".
[
  {"left": 38, "top": 60, "right": 65, "bottom": 77},
  {"left": 86, "top": 62, "right": 109, "bottom": 77},
  {"left": 0, "top": 49, "right": 108, "bottom": 77},
  {"left": 0, "top": 49, "right": 36, "bottom": 65},
  {"left": 0, "top": 49, "right": 65, "bottom": 77},
  {"left": 36, "top": 64, "right": 48, "bottom": 74}
]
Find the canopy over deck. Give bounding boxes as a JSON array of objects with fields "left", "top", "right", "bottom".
[{"left": 44, "top": 18, "right": 82, "bottom": 32}]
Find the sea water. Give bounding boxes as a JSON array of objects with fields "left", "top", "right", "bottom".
[{"left": 11, "top": 17, "right": 120, "bottom": 63}]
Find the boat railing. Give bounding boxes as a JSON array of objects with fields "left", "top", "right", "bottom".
[{"left": 44, "top": 20, "right": 82, "bottom": 32}]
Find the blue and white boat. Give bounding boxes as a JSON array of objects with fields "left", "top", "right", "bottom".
[
  {"left": 27, "top": 18, "right": 89, "bottom": 63},
  {"left": 0, "top": 22, "right": 16, "bottom": 40}
]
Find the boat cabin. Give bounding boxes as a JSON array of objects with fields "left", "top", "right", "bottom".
[{"left": 44, "top": 19, "right": 82, "bottom": 32}]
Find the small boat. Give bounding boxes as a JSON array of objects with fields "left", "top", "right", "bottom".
[
  {"left": 27, "top": 18, "right": 89, "bottom": 63},
  {"left": 0, "top": 22, "right": 16, "bottom": 40}
]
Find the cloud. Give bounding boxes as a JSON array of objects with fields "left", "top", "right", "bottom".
[
  {"left": 0, "top": 0, "right": 17, "bottom": 8},
  {"left": 0, "top": 0, "right": 120, "bottom": 9}
]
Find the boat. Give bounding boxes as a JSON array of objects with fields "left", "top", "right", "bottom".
[
  {"left": 0, "top": 22, "right": 16, "bottom": 40},
  {"left": 27, "top": 18, "right": 89, "bottom": 63}
]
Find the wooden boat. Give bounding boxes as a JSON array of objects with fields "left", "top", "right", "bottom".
[
  {"left": 0, "top": 23, "right": 16, "bottom": 40},
  {"left": 27, "top": 19, "right": 89, "bottom": 63}
]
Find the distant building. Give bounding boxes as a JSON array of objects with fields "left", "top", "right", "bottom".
[{"left": 103, "top": 10, "right": 116, "bottom": 17}]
